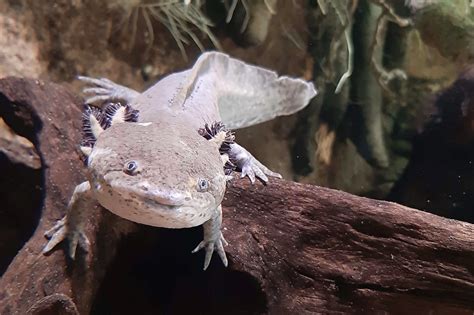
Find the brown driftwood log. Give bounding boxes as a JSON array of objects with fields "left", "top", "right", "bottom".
[
  {"left": 0, "top": 78, "right": 473, "bottom": 314},
  {"left": 0, "top": 78, "right": 137, "bottom": 315}
]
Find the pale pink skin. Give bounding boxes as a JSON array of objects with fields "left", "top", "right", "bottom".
[{"left": 44, "top": 52, "right": 316, "bottom": 270}]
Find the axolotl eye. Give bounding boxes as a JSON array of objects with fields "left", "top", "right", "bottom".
[
  {"left": 123, "top": 160, "right": 140, "bottom": 175},
  {"left": 197, "top": 178, "right": 209, "bottom": 192}
]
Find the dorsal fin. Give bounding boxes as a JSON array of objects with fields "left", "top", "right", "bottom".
[{"left": 171, "top": 51, "right": 317, "bottom": 129}]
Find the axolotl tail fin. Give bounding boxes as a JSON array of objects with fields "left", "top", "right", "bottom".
[{"left": 173, "top": 51, "right": 317, "bottom": 130}]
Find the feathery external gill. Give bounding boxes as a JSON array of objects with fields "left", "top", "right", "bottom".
[
  {"left": 80, "top": 102, "right": 140, "bottom": 163},
  {"left": 198, "top": 121, "right": 236, "bottom": 175}
]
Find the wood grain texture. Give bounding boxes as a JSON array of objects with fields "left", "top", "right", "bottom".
[
  {"left": 0, "top": 78, "right": 136, "bottom": 315},
  {"left": 223, "top": 179, "right": 474, "bottom": 314},
  {"left": 0, "top": 78, "right": 472, "bottom": 314}
]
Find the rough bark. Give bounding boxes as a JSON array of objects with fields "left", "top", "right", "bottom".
[
  {"left": 0, "top": 78, "right": 136, "bottom": 315},
  {"left": 0, "top": 78, "right": 473, "bottom": 314}
]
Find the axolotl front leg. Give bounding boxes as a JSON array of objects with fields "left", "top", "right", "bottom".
[
  {"left": 228, "top": 143, "right": 282, "bottom": 183},
  {"left": 192, "top": 205, "right": 228, "bottom": 270},
  {"left": 43, "top": 181, "right": 93, "bottom": 258}
]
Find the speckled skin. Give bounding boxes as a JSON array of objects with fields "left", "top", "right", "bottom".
[
  {"left": 89, "top": 119, "right": 226, "bottom": 229},
  {"left": 42, "top": 52, "right": 317, "bottom": 270}
]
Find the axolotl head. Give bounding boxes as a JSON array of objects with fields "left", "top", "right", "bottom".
[{"left": 86, "top": 121, "right": 227, "bottom": 228}]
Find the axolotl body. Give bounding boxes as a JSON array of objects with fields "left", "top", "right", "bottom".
[{"left": 43, "top": 52, "right": 317, "bottom": 270}]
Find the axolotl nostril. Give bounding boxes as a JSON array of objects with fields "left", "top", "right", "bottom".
[{"left": 43, "top": 51, "right": 317, "bottom": 270}]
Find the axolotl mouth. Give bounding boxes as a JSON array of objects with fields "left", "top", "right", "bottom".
[{"left": 92, "top": 172, "right": 218, "bottom": 229}]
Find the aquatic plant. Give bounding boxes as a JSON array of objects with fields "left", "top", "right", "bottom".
[
  {"left": 110, "top": 0, "right": 221, "bottom": 59},
  {"left": 109, "top": 0, "right": 278, "bottom": 59},
  {"left": 316, "top": 0, "right": 411, "bottom": 94}
]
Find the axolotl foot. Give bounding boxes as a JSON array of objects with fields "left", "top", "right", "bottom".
[
  {"left": 192, "top": 232, "right": 228, "bottom": 271},
  {"left": 191, "top": 205, "right": 228, "bottom": 270},
  {"left": 42, "top": 181, "right": 92, "bottom": 259},
  {"left": 43, "top": 216, "right": 91, "bottom": 260},
  {"left": 78, "top": 76, "right": 140, "bottom": 105},
  {"left": 229, "top": 143, "right": 282, "bottom": 184}
]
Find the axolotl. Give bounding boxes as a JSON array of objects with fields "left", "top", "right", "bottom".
[{"left": 43, "top": 52, "right": 317, "bottom": 270}]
